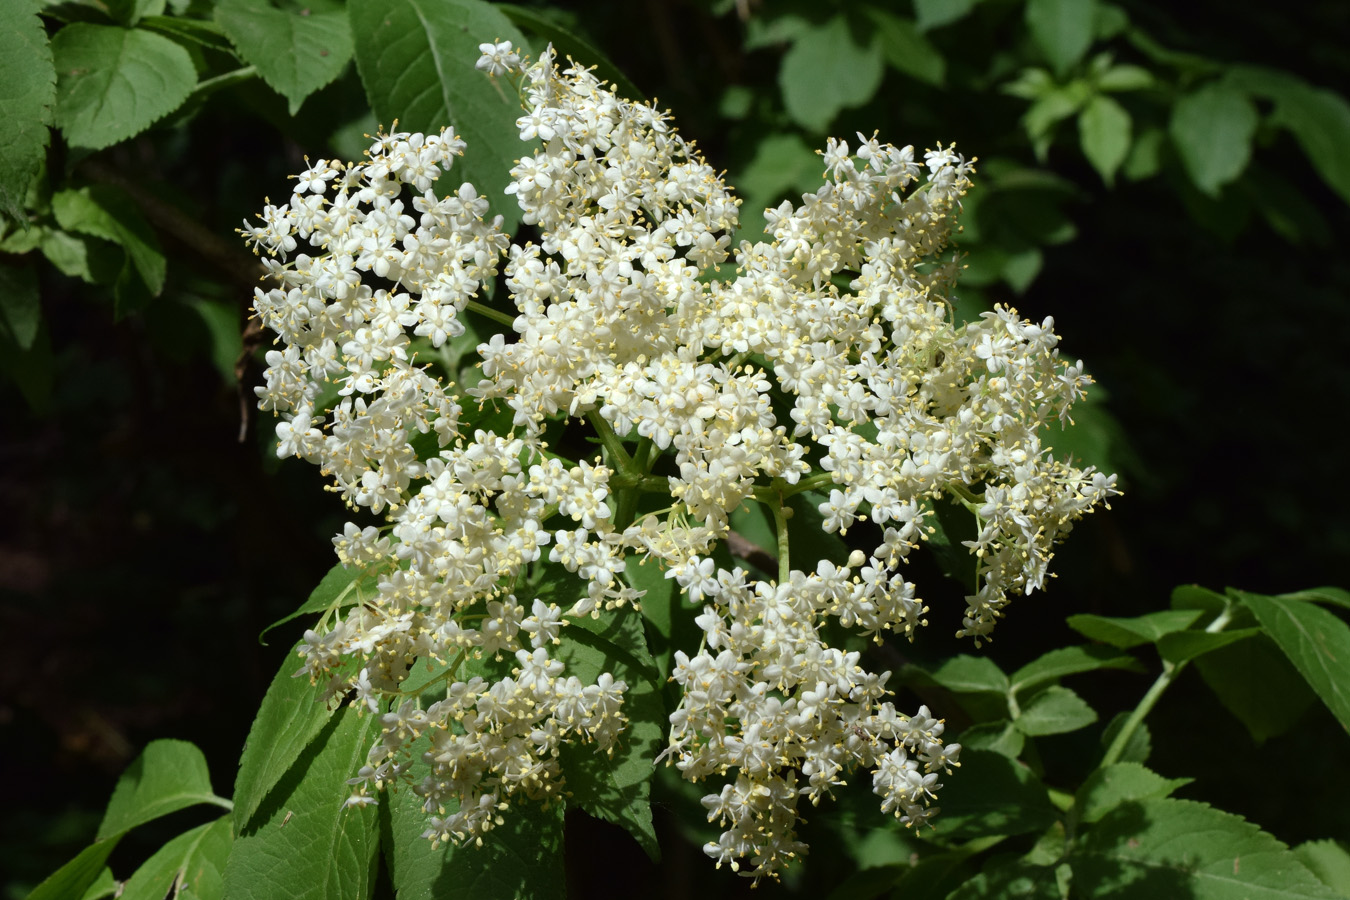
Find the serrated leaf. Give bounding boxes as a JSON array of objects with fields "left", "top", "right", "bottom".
[
  {"left": 947, "top": 860, "right": 1061, "bottom": 899},
  {"left": 106, "top": 0, "right": 165, "bottom": 27},
  {"left": 1156, "top": 627, "right": 1261, "bottom": 666},
  {"left": 98, "top": 740, "right": 222, "bottom": 840},
  {"left": 1025, "top": 0, "right": 1098, "bottom": 77},
  {"left": 350, "top": 0, "right": 531, "bottom": 237},
  {"left": 1170, "top": 82, "right": 1258, "bottom": 196},
  {"left": 1014, "top": 685, "right": 1096, "bottom": 736},
  {"left": 928, "top": 654, "right": 1010, "bottom": 695},
  {"left": 1066, "top": 609, "right": 1202, "bottom": 648},
  {"left": 1293, "top": 840, "right": 1350, "bottom": 895},
  {"left": 932, "top": 749, "right": 1057, "bottom": 841},
  {"left": 51, "top": 23, "right": 196, "bottom": 150},
  {"left": 139, "top": 15, "right": 237, "bottom": 54},
  {"left": 222, "top": 704, "right": 380, "bottom": 900},
  {"left": 232, "top": 642, "right": 339, "bottom": 832},
  {"left": 0, "top": 0, "right": 56, "bottom": 221},
  {"left": 259, "top": 562, "right": 381, "bottom": 644},
  {"left": 24, "top": 838, "right": 123, "bottom": 900},
  {"left": 381, "top": 751, "right": 566, "bottom": 900},
  {"left": 216, "top": 0, "right": 353, "bottom": 116},
  {"left": 778, "top": 14, "right": 883, "bottom": 133},
  {"left": 863, "top": 8, "right": 944, "bottom": 85},
  {"left": 1237, "top": 590, "right": 1350, "bottom": 735},
  {"left": 1079, "top": 93, "right": 1131, "bottom": 185},
  {"left": 1075, "top": 798, "right": 1344, "bottom": 899},
  {"left": 120, "top": 816, "right": 232, "bottom": 900},
  {"left": 496, "top": 4, "right": 643, "bottom": 101},
  {"left": 52, "top": 184, "right": 165, "bottom": 297},
  {"left": 1075, "top": 763, "right": 1191, "bottom": 824},
  {"left": 1195, "top": 632, "right": 1317, "bottom": 743},
  {"left": 0, "top": 263, "right": 41, "bottom": 350},
  {"left": 1010, "top": 645, "right": 1141, "bottom": 696},
  {"left": 956, "top": 720, "right": 1025, "bottom": 759},
  {"left": 554, "top": 606, "right": 663, "bottom": 860}
]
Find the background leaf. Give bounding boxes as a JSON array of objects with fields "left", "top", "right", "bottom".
[
  {"left": 1025, "top": 0, "right": 1098, "bottom": 77},
  {"left": 1079, "top": 93, "right": 1131, "bottom": 184},
  {"left": 222, "top": 704, "right": 380, "bottom": 900},
  {"left": 863, "top": 8, "right": 945, "bottom": 85},
  {"left": 119, "top": 815, "right": 232, "bottom": 900},
  {"left": 0, "top": 0, "right": 56, "bottom": 221},
  {"left": 496, "top": 3, "right": 644, "bottom": 101},
  {"left": 1237, "top": 590, "right": 1350, "bottom": 735},
  {"left": 98, "top": 740, "right": 222, "bottom": 840},
  {"left": 1009, "top": 644, "right": 1142, "bottom": 696},
  {"left": 216, "top": 0, "right": 354, "bottom": 115},
  {"left": 51, "top": 23, "right": 197, "bottom": 150},
  {"left": 932, "top": 749, "right": 1057, "bottom": 840},
  {"left": 1066, "top": 609, "right": 1201, "bottom": 648},
  {"left": 1194, "top": 632, "right": 1318, "bottom": 743},
  {"left": 349, "top": 0, "right": 531, "bottom": 237},
  {"left": 1169, "top": 82, "right": 1259, "bottom": 196},
  {"left": 1014, "top": 685, "right": 1097, "bottom": 736},
  {"left": 53, "top": 185, "right": 166, "bottom": 299},
  {"left": 778, "top": 15, "right": 883, "bottom": 133},
  {"left": 0, "top": 263, "right": 42, "bottom": 350},
  {"left": 925, "top": 654, "right": 1010, "bottom": 695}
]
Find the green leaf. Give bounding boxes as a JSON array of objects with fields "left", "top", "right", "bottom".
[
  {"left": 1155, "top": 627, "right": 1261, "bottom": 666},
  {"left": 1014, "top": 685, "right": 1096, "bottom": 736},
  {"left": 924, "top": 493, "right": 978, "bottom": 592},
  {"left": 1293, "top": 840, "right": 1350, "bottom": 895},
  {"left": 554, "top": 607, "right": 663, "bottom": 859},
  {"left": 232, "top": 642, "right": 339, "bottom": 832},
  {"left": 1074, "top": 763, "right": 1191, "bottom": 824},
  {"left": 188, "top": 297, "right": 244, "bottom": 383},
  {"left": 956, "top": 720, "right": 1025, "bottom": 759},
  {"left": 106, "top": 0, "right": 165, "bottom": 27},
  {"left": 1025, "top": 0, "right": 1098, "bottom": 77},
  {"left": 216, "top": 0, "right": 353, "bottom": 116},
  {"left": 1079, "top": 93, "right": 1131, "bottom": 185},
  {"left": 24, "top": 838, "right": 123, "bottom": 900},
  {"left": 1194, "top": 632, "right": 1317, "bottom": 743},
  {"left": 778, "top": 14, "right": 883, "bottom": 133},
  {"left": 120, "top": 816, "right": 232, "bottom": 900},
  {"left": 913, "top": 0, "right": 975, "bottom": 32},
  {"left": 927, "top": 654, "right": 1010, "bottom": 695},
  {"left": 223, "top": 704, "right": 380, "bottom": 900},
  {"left": 947, "top": 860, "right": 1062, "bottom": 899},
  {"left": 1066, "top": 609, "right": 1202, "bottom": 648},
  {"left": 99, "top": 740, "right": 222, "bottom": 840},
  {"left": 0, "top": 263, "right": 41, "bottom": 350},
  {"left": 1279, "top": 587, "right": 1350, "bottom": 611},
  {"left": 1169, "top": 82, "right": 1258, "bottom": 196},
  {"left": 1100, "top": 712, "right": 1150, "bottom": 764},
  {"left": 863, "top": 8, "right": 945, "bottom": 85},
  {"left": 349, "top": 0, "right": 531, "bottom": 237},
  {"left": 496, "top": 4, "right": 644, "bottom": 101},
  {"left": 51, "top": 23, "right": 197, "bottom": 150},
  {"left": 1171, "top": 583, "right": 1228, "bottom": 615},
  {"left": 0, "top": 302, "right": 52, "bottom": 410},
  {"left": 381, "top": 753, "right": 566, "bottom": 900},
  {"left": 1096, "top": 64, "right": 1152, "bottom": 92},
  {"left": 0, "top": 0, "right": 56, "bottom": 221},
  {"left": 259, "top": 562, "right": 381, "bottom": 644},
  {"left": 138, "top": 15, "right": 236, "bottom": 54},
  {"left": 78, "top": 867, "right": 117, "bottom": 900},
  {"left": 1237, "top": 590, "right": 1350, "bottom": 735},
  {"left": 932, "top": 749, "right": 1057, "bottom": 841},
  {"left": 1075, "top": 798, "right": 1344, "bottom": 899},
  {"left": 731, "top": 131, "right": 821, "bottom": 241},
  {"left": 1010, "top": 645, "right": 1141, "bottom": 696},
  {"left": 52, "top": 184, "right": 164, "bottom": 298}
]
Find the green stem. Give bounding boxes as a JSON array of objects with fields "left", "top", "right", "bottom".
[
  {"left": 188, "top": 66, "right": 258, "bottom": 103},
  {"left": 206, "top": 794, "right": 235, "bottom": 812},
  {"left": 586, "top": 409, "right": 633, "bottom": 471},
  {"left": 465, "top": 299, "right": 516, "bottom": 328},
  {"left": 768, "top": 487, "right": 791, "bottom": 583}
]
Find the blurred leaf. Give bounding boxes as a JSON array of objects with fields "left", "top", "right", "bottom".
[
  {"left": 98, "top": 740, "right": 221, "bottom": 840},
  {"left": 1278, "top": 587, "right": 1350, "bottom": 611},
  {"left": 232, "top": 642, "right": 339, "bottom": 833},
  {"left": 105, "top": 0, "right": 164, "bottom": 26},
  {"left": 1075, "top": 798, "right": 1343, "bottom": 899},
  {"left": 1025, "top": 0, "right": 1098, "bottom": 77},
  {"left": 779, "top": 14, "right": 883, "bottom": 133},
  {"left": 1293, "top": 841, "right": 1350, "bottom": 896},
  {"left": 52, "top": 184, "right": 165, "bottom": 301},
  {"left": 23, "top": 839, "right": 123, "bottom": 900},
  {"left": 51, "top": 23, "right": 196, "bottom": 149},
  {"left": 1169, "top": 82, "right": 1258, "bottom": 196},
  {"left": 1001, "top": 246, "right": 1042, "bottom": 293},
  {"left": 863, "top": 8, "right": 944, "bottom": 85},
  {"left": 1079, "top": 93, "right": 1131, "bottom": 184},
  {"left": 497, "top": 4, "right": 644, "bottom": 101},
  {"left": 119, "top": 815, "right": 232, "bottom": 900},
  {"left": 932, "top": 749, "right": 1057, "bottom": 841},
  {"left": 187, "top": 297, "right": 244, "bottom": 382},
  {"left": 1066, "top": 609, "right": 1202, "bottom": 648},
  {"left": 0, "top": 303, "right": 52, "bottom": 409},
  {"left": 947, "top": 860, "right": 1062, "bottom": 899},
  {"left": 0, "top": 0, "right": 56, "bottom": 221},
  {"left": 1237, "top": 590, "right": 1350, "bottom": 736},
  {"left": 350, "top": 0, "right": 530, "bottom": 236},
  {"left": 216, "top": 0, "right": 353, "bottom": 116},
  {"left": 1010, "top": 645, "right": 1141, "bottom": 696},
  {"left": 927, "top": 654, "right": 1010, "bottom": 695},
  {"left": 913, "top": 0, "right": 975, "bottom": 32},
  {"left": 1014, "top": 685, "right": 1097, "bottom": 736},
  {"left": 222, "top": 705, "right": 380, "bottom": 900},
  {"left": 1096, "top": 64, "right": 1152, "bottom": 92},
  {"left": 0, "top": 263, "right": 41, "bottom": 349},
  {"left": 1171, "top": 583, "right": 1228, "bottom": 615},
  {"left": 1155, "top": 627, "right": 1260, "bottom": 666},
  {"left": 1195, "top": 632, "right": 1317, "bottom": 743},
  {"left": 1074, "top": 763, "right": 1191, "bottom": 824},
  {"left": 957, "top": 720, "right": 1025, "bottom": 758},
  {"left": 1094, "top": 2, "right": 1129, "bottom": 39},
  {"left": 924, "top": 492, "right": 977, "bottom": 592}
]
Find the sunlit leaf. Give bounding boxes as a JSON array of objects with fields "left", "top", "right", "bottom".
[
  {"left": 1025, "top": 0, "right": 1098, "bottom": 77},
  {"left": 1170, "top": 82, "right": 1258, "bottom": 196},
  {"left": 119, "top": 816, "right": 232, "bottom": 900},
  {"left": 1075, "top": 763, "right": 1191, "bottom": 824},
  {"left": 1014, "top": 685, "right": 1097, "bottom": 736},
  {"left": 0, "top": 0, "right": 55, "bottom": 221},
  {"left": 1237, "top": 590, "right": 1350, "bottom": 735},
  {"left": 778, "top": 14, "right": 883, "bottom": 133},
  {"left": 217, "top": 0, "right": 353, "bottom": 115},
  {"left": 99, "top": 740, "right": 222, "bottom": 840},
  {"left": 1079, "top": 93, "right": 1131, "bottom": 184}
]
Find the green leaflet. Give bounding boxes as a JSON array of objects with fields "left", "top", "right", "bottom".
[
  {"left": 1169, "top": 82, "right": 1259, "bottom": 196},
  {"left": 1237, "top": 590, "right": 1350, "bottom": 735},
  {"left": 1014, "top": 685, "right": 1097, "bottom": 736},
  {"left": 0, "top": 0, "right": 55, "bottom": 221},
  {"left": 24, "top": 840, "right": 123, "bottom": 900},
  {"left": 119, "top": 816, "right": 233, "bottom": 900},
  {"left": 930, "top": 749, "right": 1057, "bottom": 841},
  {"left": 258, "top": 562, "right": 381, "bottom": 645},
  {"left": 51, "top": 23, "right": 197, "bottom": 150},
  {"left": 1066, "top": 608, "right": 1202, "bottom": 648},
  {"left": 1025, "top": 0, "right": 1098, "bottom": 76},
  {"left": 98, "top": 740, "right": 226, "bottom": 840},
  {"left": 1074, "top": 762, "right": 1191, "bottom": 824},
  {"left": 778, "top": 14, "right": 883, "bottom": 133},
  {"left": 0, "top": 263, "right": 41, "bottom": 350},
  {"left": 1079, "top": 93, "right": 1131, "bottom": 185},
  {"left": 349, "top": 0, "right": 531, "bottom": 237},
  {"left": 222, "top": 705, "right": 380, "bottom": 900},
  {"left": 216, "top": 0, "right": 354, "bottom": 115},
  {"left": 52, "top": 185, "right": 166, "bottom": 302}
]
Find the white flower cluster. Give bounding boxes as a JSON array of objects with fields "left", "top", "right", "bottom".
[{"left": 243, "top": 40, "right": 1116, "bottom": 880}]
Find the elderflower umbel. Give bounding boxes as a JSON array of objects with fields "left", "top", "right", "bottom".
[{"left": 243, "top": 40, "right": 1117, "bottom": 881}]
